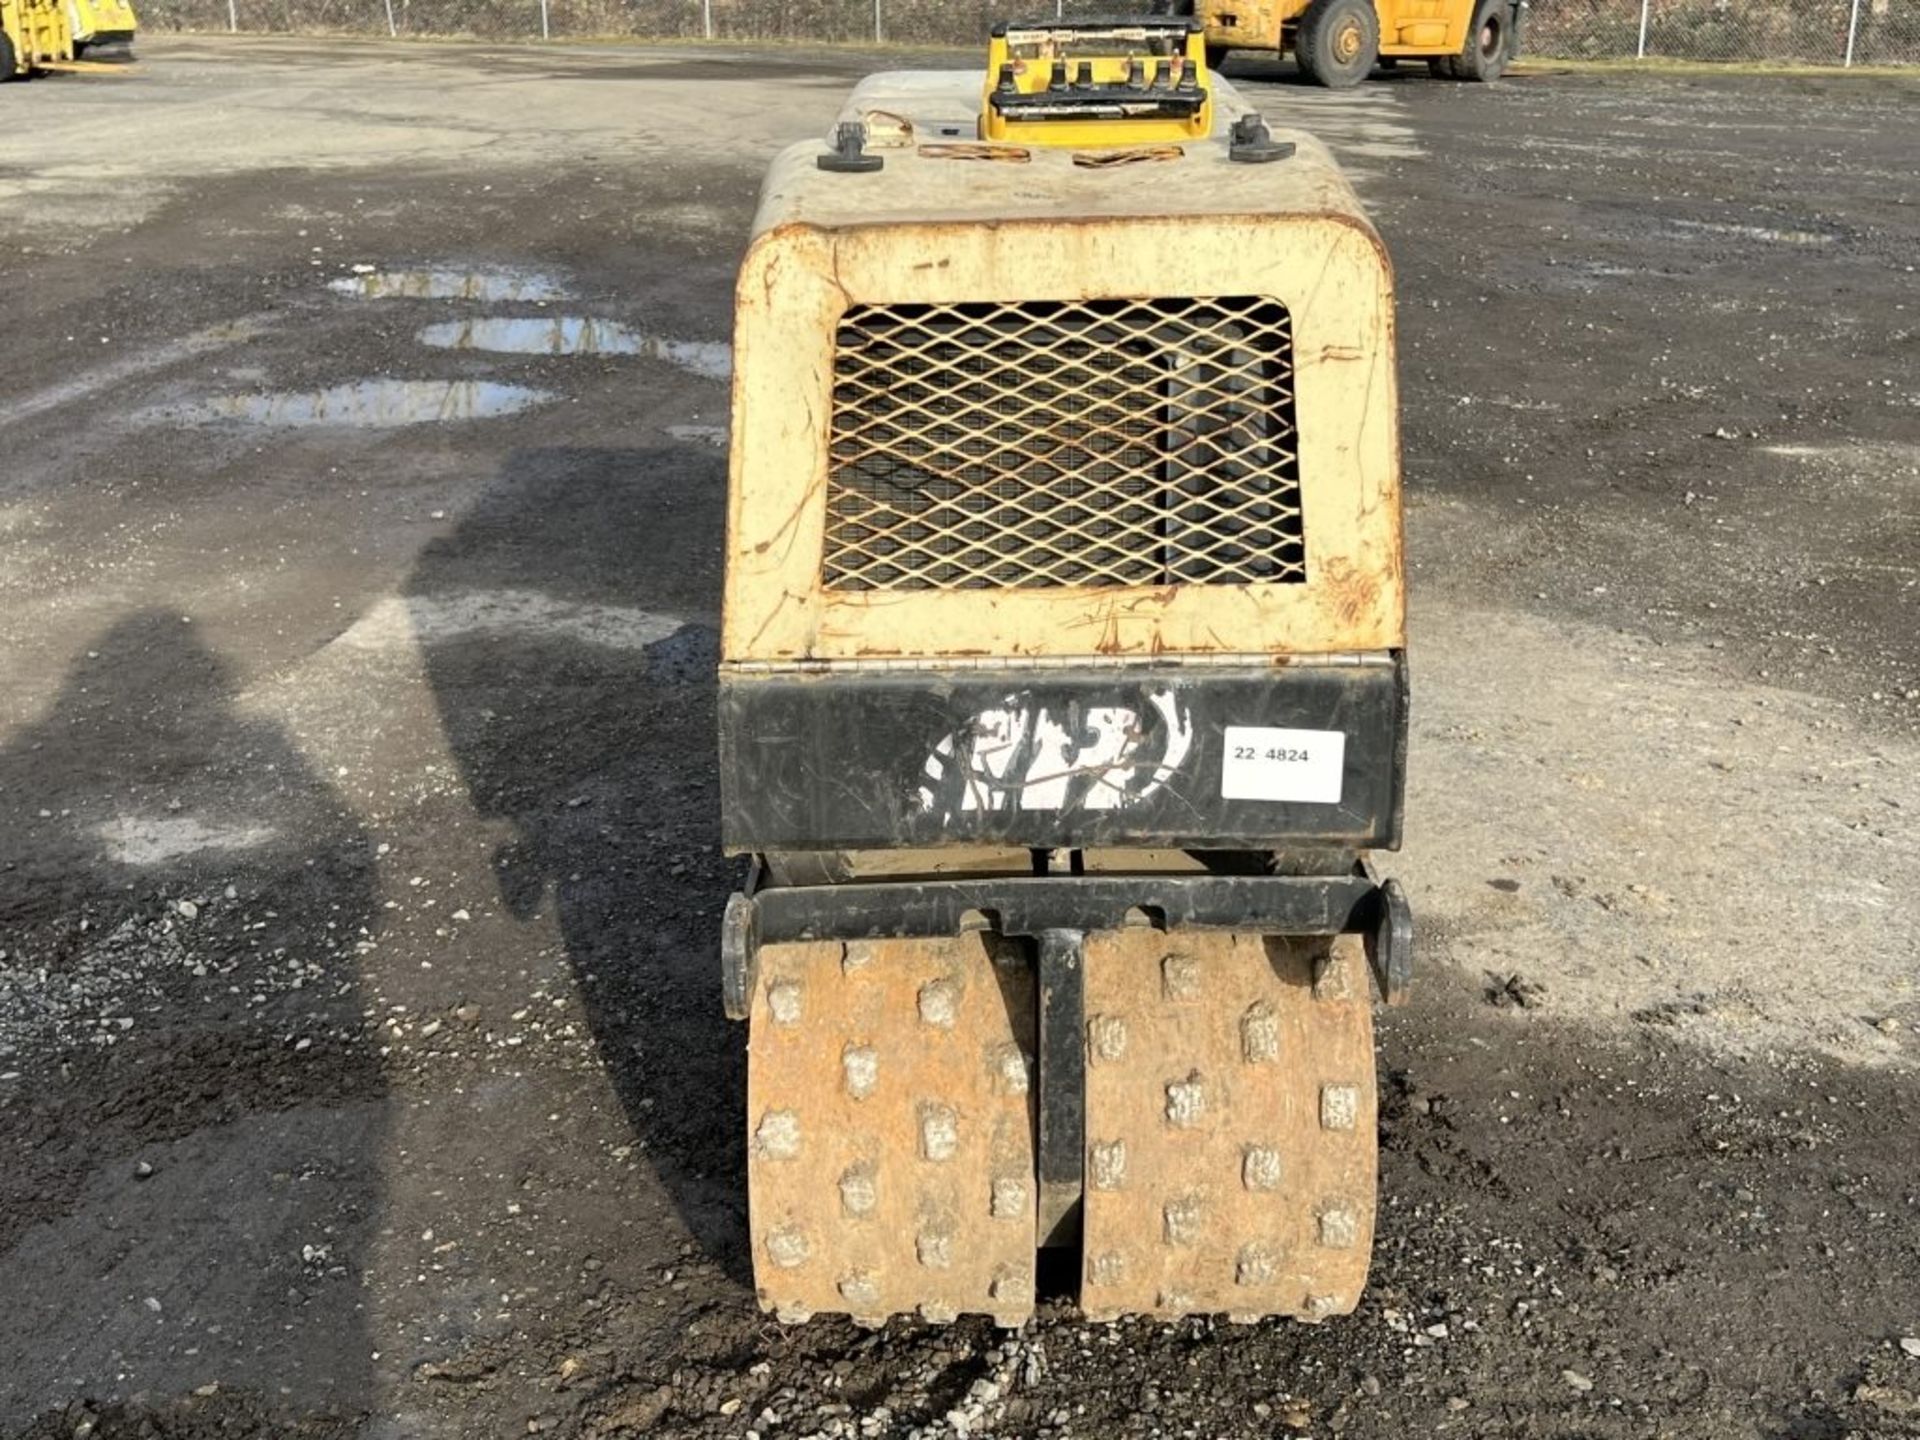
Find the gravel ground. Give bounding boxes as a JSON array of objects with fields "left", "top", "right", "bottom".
[{"left": 2, "top": 37, "right": 1918, "bottom": 1440}]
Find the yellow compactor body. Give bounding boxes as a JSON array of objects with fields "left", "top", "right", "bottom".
[{"left": 718, "top": 20, "right": 1412, "bottom": 1327}]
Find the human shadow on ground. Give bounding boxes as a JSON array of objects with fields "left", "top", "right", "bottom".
[
  {"left": 403, "top": 443, "right": 750, "bottom": 1279},
  {"left": 0, "top": 611, "right": 384, "bottom": 1434}
]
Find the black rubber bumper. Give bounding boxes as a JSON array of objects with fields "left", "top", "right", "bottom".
[{"left": 718, "top": 656, "right": 1408, "bottom": 854}]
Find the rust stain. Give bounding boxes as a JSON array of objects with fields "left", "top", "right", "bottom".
[
  {"left": 844, "top": 644, "right": 992, "bottom": 659},
  {"left": 807, "top": 211, "right": 1386, "bottom": 268},
  {"left": 918, "top": 142, "right": 1030, "bottom": 164},
  {"left": 751, "top": 468, "right": 818, "bottom": 560},
  {"left": 864, "top": 107, "right": 914, "bottom": 142},
  {"left": 1065, "top": 599, "right": 1131, "bottom": 655},
  {"left": 1072, "top": 145, "right": 1183, "bottom": 169},
  {"left": 754, "top": 249, "right": 779, "bottom": 312},
  {"left": 825, "top": 237, "right": 852, "bottom": 311},
  {"left": 1316, "top": 555, "right": 1382, "bottom": 631},
  {"left": 744, "top": 589, "right": 803, "bottom": 654}
]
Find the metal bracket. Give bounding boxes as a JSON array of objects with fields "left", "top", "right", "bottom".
[
  {"left": 720, "top": 866, "right": 1415, "bottom": 1015},
  {"left": 1367, "top": 876, "right": 1414, "bottom": 1006},
  {"left": 740, "top": 870, "right": 1381, "bottom": 948},
  {"left": 720, "top": 890, "right": 761, "bottom": 1021}
]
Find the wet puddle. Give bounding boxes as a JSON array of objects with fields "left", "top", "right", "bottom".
[
  {"left": 328, "top": 268, "right": 570, "bottom": 301},
  {"left": 176, "top": 379, "right": 553, "bottom": 427},
  {"left": 416, "top": 317, "right": 732, "bottom": 378}
]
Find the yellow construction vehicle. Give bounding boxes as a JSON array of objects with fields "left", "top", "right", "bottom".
[
  {"left": 1156, "top": 0, "right": 1520, "bottom": 85},
  {"left": 719, "top": 17, "right": 1412, "bottom": 1326},
  {"left": 2, "top": 0, "right": 66, "bottom": 76},
  {"left": 68, "top": 0, "right": 137, "bottom": 55},
  {"left": 2, "top": 0, "right": 134, "bottom": 75}
]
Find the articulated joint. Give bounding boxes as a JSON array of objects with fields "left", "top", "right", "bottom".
[{"left": 1035, "top": 928, "right": 1087, "bottom": 1247}]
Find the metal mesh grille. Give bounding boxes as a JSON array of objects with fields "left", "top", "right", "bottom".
[{"left": 824, "top": 297, "right": 1306, "bottom": 591}]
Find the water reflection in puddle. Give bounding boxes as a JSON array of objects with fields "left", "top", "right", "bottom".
[
  {"left": 417, "top": 317, "right": 733, "bottom": 379},
  {"left": 328, "top": 269, "right": 570, "bottom": 301},
  {"left": 179, "top": 379, "right": 553, "bottom": 427}
]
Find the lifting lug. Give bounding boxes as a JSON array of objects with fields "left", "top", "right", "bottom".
[
  {"left": 817, "top": 121, "right": 883, "bottom": 173},
  {"left": 1229, "top": 113, "right": 1296, "bottom": 164}
]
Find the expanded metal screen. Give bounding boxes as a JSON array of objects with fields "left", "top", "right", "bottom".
[{"left": 822, "top": 296, "right": 1308, "bottom": 592}]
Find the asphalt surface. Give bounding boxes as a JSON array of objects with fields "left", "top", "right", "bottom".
[{"left": 2, "top": 36, "right": 1918, "bottom": 1440}]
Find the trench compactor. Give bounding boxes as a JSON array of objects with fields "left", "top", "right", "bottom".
[{"left": 718, "top": 17, "right": 1411, "bottom": 1327}]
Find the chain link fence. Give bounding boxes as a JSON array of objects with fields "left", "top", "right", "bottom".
[
  {"left": 1529, "top": 0, "right": 1919, "bottom": 62},
  {"left": 138, "top": 0, "right": 1920, "bottom": 65}
]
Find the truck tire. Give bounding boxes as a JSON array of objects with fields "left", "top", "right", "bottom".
[
  {"left": 0, "top": 33, "right": 18, "bottom": 81},
  {"left": 1295, "top": 0, "right": 1379, "bottom": 88},
  {"left": 1451, "top": 0, "right": 1513, "bottom": 80}
]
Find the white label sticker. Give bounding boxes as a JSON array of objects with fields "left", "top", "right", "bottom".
[{"left": 1221, "top": 726, "right": 1346, "bottom": 804}]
